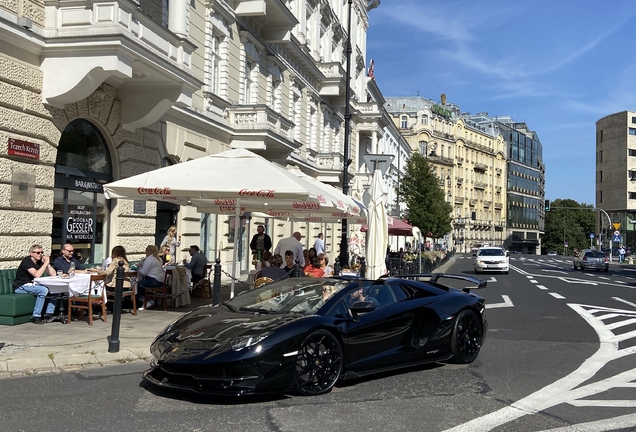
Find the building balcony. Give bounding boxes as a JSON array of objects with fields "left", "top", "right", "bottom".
[
  {"left": 496, "top": 167, "right": 502, "bottom": 176},
  {"left": 456, "top": 177, "right": 464, "bottom": 184},
  {"left": 438, "top": 178, "right": 445, "bottom": 186},
  {"left": 454, "top": 217, "right": 467, "bottom": 225},
  {"left": 494, "top": 201, "right": 503, "bottom": 209},
  {"left": 454, "top": 196, "right": 465, "bottom": 204},
  {"left": 318, "top": 62, "right": 346, "bottom": 97},
  {"left": 483, "top": 200, "right": 492, "bottom": 208},
  {"left": 474, "top": 181, "right": 486, "bottom": 190},
  {"left": 228, "top": 104, "right": 297, "bottom": 157},
  {"left": 40, "top": 0, "right": 202, "bottom": 131},
  {"left": 495, "top": 186, "right": 502, "bottom": 193},
  {"left": 234, "top": 0, "right": 297, "bottom": 30},
  {"left": 428, "top": 154, "right": 455, "bottom": 167},
  {"left": 474, "top": 162, "right": 488, "bottom": 172},
  {"left": 431, "top": 130, "right": 454, "bottom": 140},
  {"left": 456, "top": 157, "right": 464, "bottom": 165},
  {"left": 469, "top": 198, "right": 478, "bottom": 206}
]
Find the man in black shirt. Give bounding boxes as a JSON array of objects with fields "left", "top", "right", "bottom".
[
  {"left": 250, "top": 225, "right": 272, "bottom": 261},
  {"left": 52, "top": 243, "right": 86, "bottom": 274},
  {"left": 13, "top": 244, "right": 57, "bottom": 324}
]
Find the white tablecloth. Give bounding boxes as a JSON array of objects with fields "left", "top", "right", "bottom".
[{"left": 34, "top": 273, "right": 102, "bottom": 299}]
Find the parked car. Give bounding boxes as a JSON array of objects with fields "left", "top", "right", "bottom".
[
  {"left": 573, "top": 249, "right": 609, "bottom": 272},
  {"left": 547, "top": 251, "right": 558, "bottom": 256},
  {"left": 474, "top": 246, "right": 509, "bottom": 274},
  {"left": 143, "top": 274, "right": 488, "bottom": 396}
]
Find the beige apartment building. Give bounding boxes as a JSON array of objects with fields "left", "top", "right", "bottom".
[
  {"left": 0, "top": 0, "right": 383, "bottom": 272},
  {"left": 596, "top": 110, "right": 636, "bottom": 250},
  {"left": 385, "top": 97, "right": 507, "bottom": 252}
]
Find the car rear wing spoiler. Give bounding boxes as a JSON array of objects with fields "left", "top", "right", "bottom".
[{"left": 395, "top": 273, "right": 487, "bottom": 293}]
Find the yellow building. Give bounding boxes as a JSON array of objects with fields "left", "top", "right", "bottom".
[{"left": 385, "top": 97, "right": 507, "bottom": 252}]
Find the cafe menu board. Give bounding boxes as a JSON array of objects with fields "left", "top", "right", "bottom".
[{"left": 66, "top": 205, "right": 94, "bottom": 241}]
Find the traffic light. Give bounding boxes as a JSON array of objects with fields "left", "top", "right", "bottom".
[{"left": 545, "top": 199, "right": 550, "bottom": 212}]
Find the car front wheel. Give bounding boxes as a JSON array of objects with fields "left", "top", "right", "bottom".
[
  {"left": 294, "top": 330, "right": 343, "bottom": 396},
  {"left": 450, "top": 309, "right": 483, "bottom": 364}
]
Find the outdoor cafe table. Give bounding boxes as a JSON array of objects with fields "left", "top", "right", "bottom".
[{"left": 34, "top": 273, "right": 101, "bottom": 299}]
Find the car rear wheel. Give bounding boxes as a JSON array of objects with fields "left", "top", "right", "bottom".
[
  {"left": 451, "top": 309, "right": 483, "bottom": 364},
  {"left": 294, "top": 330, "right": 343, "bottom": 396}
]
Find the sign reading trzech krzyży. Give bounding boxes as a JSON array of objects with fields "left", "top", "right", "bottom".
[{"left": 7, "top": 138, "right": 40, "bottom": 160}]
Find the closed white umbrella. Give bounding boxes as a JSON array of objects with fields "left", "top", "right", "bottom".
[{"left": 365, "top": 169, "right": 388, "bottom": 279}]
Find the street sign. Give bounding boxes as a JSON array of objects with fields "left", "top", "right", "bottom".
[
  {"left": 613, "top": 222, "right": 621, "bottom": 230},
  {"left": 614, "top": 230, "right": 620, "bottom": 236},
  {"left": 613, "top": 235, "right": 621, "bottom": 242},
  {"left": 590, "top": 233, "right": 595, "bottom": 238}
]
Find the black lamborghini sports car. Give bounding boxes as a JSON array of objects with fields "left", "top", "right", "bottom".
[{"left": 143, "top": 274, "right": 487, "bottom": 396}]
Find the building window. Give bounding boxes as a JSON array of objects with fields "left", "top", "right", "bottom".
[
  {"left": 630, "top": 170, "right": 636, "bottom": 181},
  {"left": 598, "top": 150, "right": 603, "bottom": 162},
  {"left": 629, "top": 128, "right": 636, "bottom": 136},
  {"left": 632, "top": 116, "right": 636, "bottom": 124},
  {"left": 419, "top": 141, "right": 427, "bottom": 155},
  {"left": 401, "top": 116, "right": 408, "bottom": 129},
  {"left": 597, "top": 171, "right": 602, "bottom": 183},
  {"left": 597, "top": 130, "right": 603, "bottom": 143},
  {"left": 205, "top": 33, "right": 223, "bottom": 95},
  {"left": 630, "top": 192, "right": 636, "bottom": 200},
  {"left": 630, "top": 149, "right": 636, "bottom": 157},
  {"left": 421, "top": 115, "right": 428, "bottom": 125}
]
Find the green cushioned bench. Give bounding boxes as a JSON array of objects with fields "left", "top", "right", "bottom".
[{"left": 0, "top": 269, "right": 36, "bottom": 326}]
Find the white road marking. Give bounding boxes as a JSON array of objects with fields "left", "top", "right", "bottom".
[
  {"left": 485, "top": 295, "right": 514, "bottom": 309},
  {"left": 598, "top": 276, "right": 610, "bottom": 280},
  {"left": 616, "top": 281, "right": 627, "bottom": 284},
  {"left": 442, "top": 303, "right": 636, "bottom": 432},
  {"left": 536, "top": 285, "right": 549, "bottom": 290},
  {"left": 542, "top": 269, "right": 568, "bottom": 274},
  {"left": 529, "top": 280, "right": 538, "bottom": 284},
  {"left": 536, "top": 412, "right": 636, "bottom": 431},
  {"left": 585, "top": 273, "right": 595, "bottom": 277},
  {"left": 613, "top": 297, "right": 636, "bottom": 309},
  {"left": 548, "top": 292, "right": 565, "bottom": 299}
]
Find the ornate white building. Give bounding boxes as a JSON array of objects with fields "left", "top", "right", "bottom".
[{"left": 0, "top": 0, "right": 393, "bottom": 273}]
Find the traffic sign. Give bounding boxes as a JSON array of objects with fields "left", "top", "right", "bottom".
[
  {"left": 613, "top": 235, "right": 621, "bottom": 242},
  {"left": 614, "top": 230, "right": 620, "bottom": 236},
  {"left": 613, "top": 222, "right": 621, "bottom": 230},
  {"left": 590, "top": 233, "right": 595, "bottom": 238}
]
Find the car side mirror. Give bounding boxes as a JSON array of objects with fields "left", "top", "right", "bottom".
[{"left": 349, "top": 301, "right": 377, "bottom": 320}]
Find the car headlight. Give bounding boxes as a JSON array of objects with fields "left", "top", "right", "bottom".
[{"left": 230, "top": 332, "right": 272, "bottom": 351}]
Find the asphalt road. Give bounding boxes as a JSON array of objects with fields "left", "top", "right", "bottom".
[{"left": 2, "top": 254, "right": 636, "bottom": 432}]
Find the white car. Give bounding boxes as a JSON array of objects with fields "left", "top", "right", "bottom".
[{"left": 474, "top": 247, "right": 509, "bottom": 274}]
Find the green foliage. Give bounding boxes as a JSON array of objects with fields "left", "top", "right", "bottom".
[
  {"left": 397, "top": 152, "right": 453, "bottom": 237},
  {"left": 543, "top": 198, "right": 597, "bottom": 255}
]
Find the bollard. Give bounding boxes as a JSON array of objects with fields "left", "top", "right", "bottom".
[
  {"left": 334, "top": 258, "right": 340, "bottom": 276},
  {"left": 293, "top": 260, "right": 302, "bottom": 278},
  {"left": 107, "top": 261, "right": 125, "bottom": 353},
  {"left": 359, "top": 256, "right": 366, "bottom": 278},
  {"left": 213, "top": 258, "right": 221, "bottom": 305}
]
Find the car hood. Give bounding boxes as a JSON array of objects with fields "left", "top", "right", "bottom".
[{"left": 150, "top": 305, "right": 303, "bottom": 362}]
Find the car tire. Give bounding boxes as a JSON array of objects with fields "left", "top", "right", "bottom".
[
  {"left": 450, "top": 309, "right": 483, "bottom": 364},
  {"left": 294, "top": 330, "right": 343, "bottom": 396},
  {"left": 474, "top": 268, "right": 480, "bottom": 274}
]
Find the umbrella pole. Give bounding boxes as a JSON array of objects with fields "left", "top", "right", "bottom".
[{"left": 231, "top": 200, "right": 240, "bottom": 298}]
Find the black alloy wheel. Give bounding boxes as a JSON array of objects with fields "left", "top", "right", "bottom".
[
  {"left": 450, "top": 309, "right": 483, "bottom": 364},
  {"left": 294, "top": 330, "right": 343, "bottom": 396}
]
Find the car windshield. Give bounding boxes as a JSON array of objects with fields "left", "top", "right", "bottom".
[
  {"left": 585, "top": 251, "right": 606, "bottom": 258},
  {"left": 478, "top": 249, "right": 505, "bottom": 257},
  {"left": 225, "top": 279, "right": 350, "bottom": 315}
]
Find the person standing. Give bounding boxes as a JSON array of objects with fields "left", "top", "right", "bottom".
[
  {"left": 13, "top": 244, "right": 57, "bottom": 324},
  {"left": 160, "top": 226, "right": 181, "bottom": 264},
  {"left": 183, "top": 245, "right": 207, "bottom": 283},
  {"left": 250, "top": 225, "right": 272, "bottom": 262},
  {"left": 619, "top": 245, "right": 626, "bottom": 263},
  {"left": 274, "top": 232, "right": 305, "bottom": 267},
  {"left": 53, "top": 243, "right": 86, "bottom": 274},
  {"left": 313, "top": 233, "right": 325, "bottom": 255}
]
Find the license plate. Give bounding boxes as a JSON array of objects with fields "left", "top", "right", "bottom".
[{"left": 487, "top": 265, "right": 499, "bottom": 268}]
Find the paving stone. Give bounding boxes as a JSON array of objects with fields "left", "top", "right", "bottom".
[
  {"left": 52, "top": 353, "right": 98, "bottom": 367},
  {"left": 7, "top": 356, "right": 55, "bottom": 371}
]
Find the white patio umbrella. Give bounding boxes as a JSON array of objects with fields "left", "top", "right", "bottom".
[
  {"left": 104, "top": 148, "right": 331, "bottom": 297},
  {"left": 365, "top": 169, "right": 388, "bottom": 279}
]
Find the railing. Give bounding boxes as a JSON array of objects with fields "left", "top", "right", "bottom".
[
  {"left": 483, "top": 200, "right": 492, "bottom": 207},
  {"left": 474, "top": 181, "right": 486, "bottom": 189},
  {"left": 385, "top": 251, "right": 455, "bottom": 277},
  {"left": 474, "top": 162, "right": 488, "bottom": 171},
  {"left": 454, "top": 196, "right": 465, "bottom": 204},
  {"left": 469, "top": 198, "right": 478, "bottom": 206},
  {"left": 456, "top": 177, "right": 464, "bottom": 184}
]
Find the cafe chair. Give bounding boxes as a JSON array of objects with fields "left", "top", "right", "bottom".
[
  {"left": 68, "top": 274, "right": 107, "bottom": 325},
  {"left": 191, "top": 264, "right": 212, "bottom": 299},
  {"left": 254, "top": 277, "right": 274, "bottom": 289},
  {"left": 144, "top": 269, "right": 174, "bottom": 311},
  {"left": 106, "top": 271, "right": 137, "bottom": 315}
]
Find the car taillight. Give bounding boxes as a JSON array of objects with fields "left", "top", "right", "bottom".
[
  {"left": 582, "top": 257, "right": 588, "bottom": 262},
  {"left": 604, "top": 257, "right": 609, "bottom": 263}
]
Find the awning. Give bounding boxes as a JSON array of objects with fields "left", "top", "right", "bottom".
[{"left": 361, "top": 218, "right": 414, "bottom": 236}]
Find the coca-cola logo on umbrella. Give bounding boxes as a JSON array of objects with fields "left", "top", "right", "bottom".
[
  {"left": 292, "top": 201, "right": 320, "bottom": 210},
  {"left": 238, "top": 189, "right": 275, "bottom": 198},
  {"left": 214, "top": 198, "right": 236, "bottom": 205},
  {"left": 137, "top": 187, "right": 171, "bottom": 195}
]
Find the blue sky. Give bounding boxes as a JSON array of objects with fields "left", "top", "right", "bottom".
[{"left": 367, "top": 0, "right": 636, "bottom": 205}]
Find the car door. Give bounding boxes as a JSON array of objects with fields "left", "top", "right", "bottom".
[{"left": 340, "top": 281, "right": 415, "bottom": 373}]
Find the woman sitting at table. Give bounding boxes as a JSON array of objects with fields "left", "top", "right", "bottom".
[
  {"left": 99, "top": 245, "right": 131, "bottom": 289},
  {"left": 303, "top": 255, "right": 325, "bottom": 278},
  {"left": 136, "top": 245, "right": 165, "bottom": 309},
  {"left": 318, "top": 253, "right": 333, "bottom": 277},
  {"left": 158, "top": 245, "right": 172, "bottom": 266}
]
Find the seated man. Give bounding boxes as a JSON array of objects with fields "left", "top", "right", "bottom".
[
  {"left": 261, "top": 254, "right": 288, "bottom": 281},
  {"left": 183, "top": 245, "right": 207, "bottom": 283},
  {"left": 13, "top": 244, "right": 57, "bottom": 324},
  {"left": 348, "top": 286, "right": 378, "bottom": 308},
  {"left": 52, "top": 243, "right": 86, "bottom": 274}
]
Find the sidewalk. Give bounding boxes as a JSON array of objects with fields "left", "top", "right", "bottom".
[{"left": 0, "top": 282, "right": 250, "bottom": 378}]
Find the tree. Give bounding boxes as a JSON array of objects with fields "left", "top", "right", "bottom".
[
  {"left": 397, "top": 152, "right": 453, "bottom": 237},
  {"left": 543, "top": 198, "right": 596, "bottom": 255}
]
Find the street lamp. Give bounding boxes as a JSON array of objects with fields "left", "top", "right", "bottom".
[{"left": 338, "top": 0, "right": 354, "bottom": 269}]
